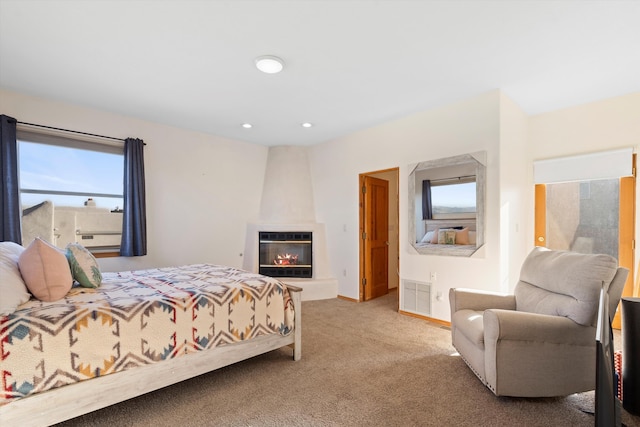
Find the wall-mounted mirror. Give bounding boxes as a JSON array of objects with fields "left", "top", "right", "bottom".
[{"left": 408, "top": 152, "right": 486, "bottom": 256}]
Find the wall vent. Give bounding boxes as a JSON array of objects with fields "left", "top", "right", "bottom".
[{"left": 401, "top": 280, "right": 432, "bottom": 316}]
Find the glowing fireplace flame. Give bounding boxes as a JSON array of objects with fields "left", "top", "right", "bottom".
[{"left": 274, "top": 253, "right": 298, "bottom": 265}]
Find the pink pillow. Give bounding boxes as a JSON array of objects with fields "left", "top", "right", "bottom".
[
  {"left": 18, "top": 238, "right": 72, "bottom": 302},
  {"left": 455, "top": 227, "right": 470, "bottom": 245}
]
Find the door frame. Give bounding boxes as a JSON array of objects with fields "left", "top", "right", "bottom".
[{"left": 359, "top": 168, "right": 399, "bottom": 303}]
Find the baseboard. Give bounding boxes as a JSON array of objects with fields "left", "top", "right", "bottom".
[
  {"left": 399, "top": 310, "right": 451, "bottom": 328},
  {"left": 337, "top": 295, "right": 359, "bottom": 303}
]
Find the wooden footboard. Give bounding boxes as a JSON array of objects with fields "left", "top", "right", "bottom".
[{"left": 0, "top": 286, "right": 302, "bottom": 427}]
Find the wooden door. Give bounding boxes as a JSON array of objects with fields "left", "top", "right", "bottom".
[
  {"left": 534, "top": 175, "right": 635, "bottom": 328},
  {"left": 362, "top": 176, "right": 389, "bottom": 301}
]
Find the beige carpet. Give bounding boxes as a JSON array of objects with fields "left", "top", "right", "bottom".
[{"left": 56, "top": 290, "right": 639, "bottom": 427}]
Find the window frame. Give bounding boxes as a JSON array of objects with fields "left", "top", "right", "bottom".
[
  {"left": 429, "top": 176, "right": 477, "bottom": 220},
  {"left": 17, "top": 128, "right": 125, "bottom": 256}
]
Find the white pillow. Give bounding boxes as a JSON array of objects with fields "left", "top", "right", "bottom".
[
  {"left": 468, "top": 231, "right": 477, "bottom": 245},
  {"left": 420, "top": 231, "right": 434, "bottom": 243},
  {"left": 0, "top": 241, "right": 31, "bottom": 315}
]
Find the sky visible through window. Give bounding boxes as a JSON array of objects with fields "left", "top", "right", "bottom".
[
  {"left": 19, "top": 141, "right": 124, "bottom": 211},
  {"left": 431, "top": 182, "right": 476, "bottom": 213}
]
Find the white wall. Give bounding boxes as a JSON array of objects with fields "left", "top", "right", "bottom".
[
  {"left": 498, "top": 93, "right": 530, "bottom": 292},
  {"left": 1, "top": 89, "right": 269, "bottom": 273},
  {"left": 309, "top": 91, "right": 503, "bottom": 321},
  {"left": 528, "top": 93, "right": 640, "bottom": 160}
]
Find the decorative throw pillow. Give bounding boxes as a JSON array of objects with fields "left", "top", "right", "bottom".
[
  {"left": 438, "top": 229, "right": 457, "bottom": 245},
  {"left": 455, "top": 227, "right": 470, "bottom": 245},
  {"left": 430, "top": 228, "right": 440, "bottom": 244},
  {"left": 0, "top": 241, "right": 31, "bottom": 315},
  {"left": 420, "top": 231, "right": 435, "bottom": 243},
  {"left": 18, "top": 238, "right": 73, "bottom": 302},
  {"left": 66, "top": 243, "right": 102, "bottom": 288}
]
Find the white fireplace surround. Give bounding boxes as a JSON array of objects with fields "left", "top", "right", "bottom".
[{"left": 243, "top": 146, "right": 338, "bottom": 300}]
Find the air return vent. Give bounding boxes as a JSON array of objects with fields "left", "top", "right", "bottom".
[{"left": 402, "top": 280, "right": 431, "bottom": 316}]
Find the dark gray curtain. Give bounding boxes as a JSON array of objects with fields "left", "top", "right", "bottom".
[
  {"left": 422, "top": 180, "right": 433, "bottom": 220},
  {"left": 120, "top": 138, "right": 147, "bottom": 256},
  {"left": 1, "top": 114, "right": 22, "bottom": 243}
]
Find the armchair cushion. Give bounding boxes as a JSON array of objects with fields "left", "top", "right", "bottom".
[
  {"left": 515, "top": 247, "right": 617, "bottom": 326},
  {"left": 452, "top": 309, "right": 485, "bottom": 346}
]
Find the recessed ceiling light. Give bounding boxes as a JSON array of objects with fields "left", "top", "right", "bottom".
[
  {"left": 301, "top": 122, "right": 313, "bottom": 128},
  {"left": 255, "top": 55, "right": 284, "bottom": 74},
  {"left": 242, "top": 123, "right": 252, "bottom": 129}
]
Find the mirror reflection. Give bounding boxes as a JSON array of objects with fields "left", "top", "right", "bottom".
[{"left": 408, "top": 152, "right": 486, "bottom": 256}]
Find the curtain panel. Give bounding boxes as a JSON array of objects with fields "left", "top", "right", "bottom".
[
  {"left": 120, "top": 138, "right": 147, "bottom": 256},
  {"left": 0, "top": 114, "right": 22, "bottom": 243},
  {"left": 422, "top": 179, "right": 433, "bottom": 220}
]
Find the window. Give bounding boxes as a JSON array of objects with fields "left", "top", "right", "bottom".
[
  {"left": 430, "top": 178, "right": 476, "bottom": 219},
  {"left": 18, "top": 129, "right": 124, "bottom": 253}
]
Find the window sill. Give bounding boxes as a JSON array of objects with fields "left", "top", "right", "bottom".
[{"left": 92, "top": 251, "right": 120, "bottom": 258}]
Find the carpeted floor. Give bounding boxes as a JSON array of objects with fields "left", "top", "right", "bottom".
[{"left": 56, "top": 290, "right": 639, "bottom": 426}]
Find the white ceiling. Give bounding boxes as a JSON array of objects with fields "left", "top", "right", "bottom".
[{"left": 1, "top": 0, "right": 639, "bottom": 147}]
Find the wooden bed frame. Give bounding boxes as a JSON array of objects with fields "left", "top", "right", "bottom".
[{"left": 0, "top": 286, "right": 302, "bottom": 427}]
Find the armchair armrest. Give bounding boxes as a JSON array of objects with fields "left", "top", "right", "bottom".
[
  {"left": 449, "top": 288, "right": 516, "bottom": 313},
  {"left": 483, "top": 309, "right": 594, "bottom": 346}
]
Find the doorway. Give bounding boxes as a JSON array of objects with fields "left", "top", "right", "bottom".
[
  {"left": 359, "top": 168, "right": 399, "bottom": 303},
  {"left": 534, "top": 175, "right": 635, "bottom": 328}
]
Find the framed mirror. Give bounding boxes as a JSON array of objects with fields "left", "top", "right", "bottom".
[{"left": 408, "top": 152, "right": 486, "bottom": 256}]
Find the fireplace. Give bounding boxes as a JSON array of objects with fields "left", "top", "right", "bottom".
[
  {"left": 243, "top": 146, "right": 337, "bottom": 300},
  {"left": 259, "top": 231, "right": 312, "bottom": 278}
]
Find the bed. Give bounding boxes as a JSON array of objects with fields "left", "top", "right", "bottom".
[
  {"left": 412, "top": 219, "right": 480, "bottom": 256},
  {"left": 0, "top": 258, "right": 302, "bottom": 427}
]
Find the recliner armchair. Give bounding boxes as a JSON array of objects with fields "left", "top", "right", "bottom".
[{"left": 450, "top": 247, "right": 627, "bottom": 397}]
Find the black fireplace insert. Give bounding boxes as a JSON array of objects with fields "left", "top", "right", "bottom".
[{"left": 259, "top": 231, "right": 312, "bottom": 278}]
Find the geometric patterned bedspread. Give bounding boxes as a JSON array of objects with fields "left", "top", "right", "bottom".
[{"left": 0, "top": 264, "right": 294, "bottom": 405}]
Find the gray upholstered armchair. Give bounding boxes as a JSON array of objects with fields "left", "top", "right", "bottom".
[{"left": 449, "top": 247, "right": 627, "bottom": 397}]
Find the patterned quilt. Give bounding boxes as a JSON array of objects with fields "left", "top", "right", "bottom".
[{"left": 0, "top": 264, "right": 294, "bottom": 405}]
